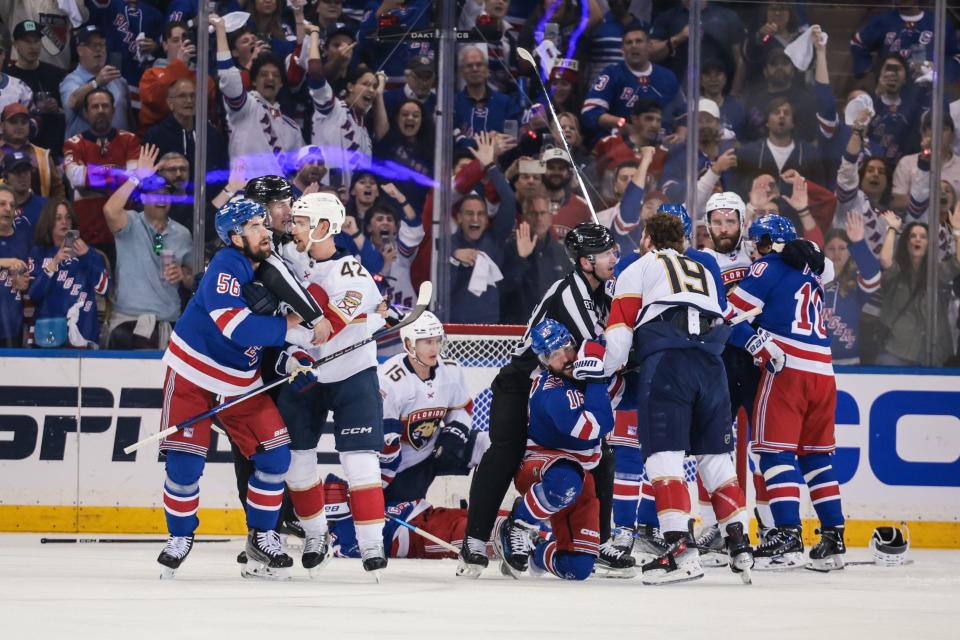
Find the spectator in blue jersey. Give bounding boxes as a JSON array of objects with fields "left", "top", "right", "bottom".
[
  {"left": 166, "top": 0, "right": 242, "bottom": 23},
  {"left": 61, "top": 25, "right": 130, "bottom": 139},
  {"left": 449, "top": 132, "right": 517, "bottom": 323},
  {"left": 700, "top": 58, "right": 745, "bottom": 141},
  {"left": 822, "top": 212, "right": 882, "bottom": 365},
  {"left": 374, "top": 99, "right": 434, "bottom": 216},
  {"left": 102, "top": 145, "right": 193, "bottom": 350},
  {"left": 742, "top": 47, "right": 817, "bottom": 143},
  {"left": 28, "top": 198, "right": 111, "bottom": 348},
  {"left": 850, "top": 1, "right": 960, "bottom": 82},
  {"left": 866, "top": 53, "right": 927, "bottom": 166},
  {"left": 583, "top": 0, "right": 648, "bottom": 86},
  {"left": 458, "top": 0, "right": 519, "bottom": 94},
  {"left": 3, "top": 151, "right": 47, "bottom": 236},
  {"left": 454, "top": 46, "right": 523, "bottom": 145},
  {"left": 85, "top": 0, "right": 164, "bottom": 111},
  {"left": 580, "top": 26, "right": 683, "bottom": 143},
  {"left": 649, "top": 0, "right": 746, "bottom": 95},
  {"left": 0, "top": 186, "right": 29, "bottom": 346},
  {"left": 383, "top": 56, "right": 437, "bottom": 124}
]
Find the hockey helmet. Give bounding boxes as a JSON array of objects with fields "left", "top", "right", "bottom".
[
  {"left": 290, "top": 192, "right": 346, "bottom": 245},
  {"left": 704, "top": 191, "right": 746, "bottom": 221},
  {"left": 531, "top": 319, "right": 575, "bottom": 362},
  {"left": 400, "top": 311, "right": 445, "bottom": 355},
  {"left": 748, "top": 214, "right": 797, "bottom": 249},
  {"left": 870, "top": 526, "right": 909, "bottom": 567},
  {"left": 215, "top": 196, "right": 268, "bottom": 244},
  {"left": 244, "top": 175, "right": 293, "bottom": 205},
  {"left": 564, "top": 223, "right": 615, "bottom": 265},
  {"left": 657, "top": 203, "right": 692, "bottom": 239}
]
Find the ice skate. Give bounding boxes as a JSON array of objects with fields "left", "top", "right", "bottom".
[
  {"left": 494, "top": 504, "right": 538, "bottom": 580},
  {"left": 157, "top": 534, "right": 194, "bottom": 579},
  {"left": 808, "top": 526, "right": 846, "bottom": 572},
  {"left": 456, "top": 537, "right": 489, "bottom": 579},
  {"left": 595, "top": 527, "right": 638, "bottom": 578},
  {"left": 302, "top": 532, "right": 333, "bottom": 578},
  {"left": 641, "top": 535, "right": 704, "bottom": 585},
  {"left": 754, "top": 526, "right": 804, "bottom": 571},
  {"left": 724, "top": 522, "right": 754, "bottom": 584},
  {"left": 241, "top": 529, "right": 293, "bottom": 580},
  {"left": 361, "top": 542, "right": 388, "bottom": 583},
  {"left": 695, "top": 523, "right": 730, "bottom": 567},
  {"left": 633, "top": 524, "right": 670, "bottom": 562}
]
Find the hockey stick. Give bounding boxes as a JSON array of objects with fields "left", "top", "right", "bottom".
[
  {"left": 40, "top": 537, "right": 230, "bottom": 544},
  {"left": 123, "top": 282, "right": 434, "bottom": 455},
  {"left": 384, "top": 512, "right": 461, "bottom": 555},
  {"left": 729, "top": 306, "right": 761, "bottom": 325},
  {"left": 516, "top": 46, "right": 600, "bottom": 226}
]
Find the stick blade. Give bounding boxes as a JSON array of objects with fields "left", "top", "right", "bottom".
[
  {"left": 415, "top": 280, "right": 433, "bottom": 309},
  {"left": 516, "top": 47, "right": 536, "bottom": 64}
]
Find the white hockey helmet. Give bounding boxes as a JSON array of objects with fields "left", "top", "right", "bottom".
[
  {"left": 705, "top": 191, "right": 746, "bottom": 221},
  {"left": 869, "top": 525, "right": 910, "bottom": 567},
  {"left": 290, "top": 192, "right": 346, "bottom": 245},
  {"left": 400, "top": 311, "right": 445, "bottom": 355}
]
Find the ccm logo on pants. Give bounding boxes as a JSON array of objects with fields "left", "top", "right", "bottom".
[{"left": 340, "top": 427, "right": 373, "bottom": 435}]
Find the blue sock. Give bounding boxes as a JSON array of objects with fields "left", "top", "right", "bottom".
[
  {"left": 798, "top": 453, "right": 844, "bottom": 528},
  {"left": 758, "top": 451, "right": 802, "bottom": 528},
  {"left": 245, "top": 447, "right": 289, "bottom": 531},
  {"left": 533, "top": 542, "right": 594, "bottom": 581},
  {"left": 163, "top": 451, "right": 205, "bottom": 537}
]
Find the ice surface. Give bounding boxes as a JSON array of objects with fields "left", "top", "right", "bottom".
[{"left": 2, "top": 534, "right": 958, "bottom": 640}]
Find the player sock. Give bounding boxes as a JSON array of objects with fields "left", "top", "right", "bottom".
[
  {"left": 650, "top": 477, "right": 691, "bottom": 533},
  {"left": 708, "top": 479, "right": 749, "bottom": 530},
  {"left": 246, "top": 470, "right": 285, "bottom": 531},
  {"left": 696, "top": 474, "right": 718, "bottom": 528},
  {"left": 758, "top": 452, "right": 802, "bottom": 527},
  {"left": 753, "top": 469, "right": 774, "bottom": 529},
  {"left": 637, "top": 479, "right": 659, "bottom": 527},
  {"left": 286, "top": 450, "right": 328, "bottom": 537},
  {"left": 349, "top": 484, "right": 385, "bottom": 548},
  {"left": 798, "top": 453, "right": 844, "bottom": 528},
  {"left": 533, "top": 542, "right": 594, "bottom": 581},
  {"left": 612, "top": 472, "right": 642, "bottom": 529},
  {"left": 162, "top": 450, "right": 204, "bottom": 536}
]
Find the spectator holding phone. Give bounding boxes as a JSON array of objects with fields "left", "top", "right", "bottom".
[
  {"left": 61, "top": 25, "right": 130, "bottom": 139},
  {"left": 28, "top": 198, "right": 110, "bottom": 348}
]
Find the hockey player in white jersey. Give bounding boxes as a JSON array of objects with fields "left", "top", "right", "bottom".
[
  {"left": 586, "top": 213, "right": 756, "bottom": 585},
  {"left": 274, "top": 192, "right": 389, "bottom": 578}
]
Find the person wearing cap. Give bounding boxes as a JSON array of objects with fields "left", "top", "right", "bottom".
[
  {"left": 102, "top": 144, "right": 193, "bottom": 349},
  {"left": 61, "top": 24, "right": 130, "bottom": 139},
  {"left": 510, "top": 156, "right": 545, "bottom": 202},
  {"left": 700, "top": 58, "right": 745, "bottom": 141},
  {"left": 458, "top": 0, "right": 519, "bottom": 94},
  {"left": 453, "top": 46, "right": 522, "bottom": 145},
  {"left": 143, "top": 76, "right": 228, "bottom": 203},
  {"left": 7, "top": 20, "right": 67, "bottom": 153},
  {"left": 1, "top": 150, "right": 47, "bottom": 233},
  {"left": 742, "top": 47, "right": 816, "bottom": 143},
  {"left": 0, "top": 35, "right": 34, "bottom": 123},
  {"left": 584, "top": 0, "right": 648, "bottom": 86},
  {"left": 542, "top": 60, "right": 581, "bottom": 116},
  {"left": 63, "top": 87, "right": 141, "bottom": 265},
  {"left": 138, "top": 21, "right": 218, "bottom": 137},
  {"left": 0, "top": 1, "right": 89, "bottom": 70},
  {"left": 660, "top": 97, "right": 739, "bottom": 205},
  {"left": 383, "top": 55, "right": 436, "bottom": 122},
  {"left": 319, "top": 27, "right": 356, "bottom": 93},
  {"left": 648, "top": 0, "right": 746, "bottom": 94},
  {"left": 289, "top": 146, "right": 327, "bottom": 198},
  {"left": 0, "top": 103, "right": 66, "bottom": 198},
  {"left": 593, "top": 99, "right": 666, "bottom": 194},
  {"left": 540, "top": 147, "right": 591, "bottom": 241}
]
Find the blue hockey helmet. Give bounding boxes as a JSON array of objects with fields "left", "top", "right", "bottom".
[
  {"left": 531, "top": 319, "right": 575, "bottom": 361},
  {"left": 748, "top": 214, "right": 797, "bottom": 247},
  {"left": 657, "top": 203, "right": 692, "bottom": 239},
  {"left": 215, "top": 196, "right": 268, "bottom": 244}
]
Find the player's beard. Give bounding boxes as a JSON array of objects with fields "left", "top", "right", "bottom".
[
  {"left": 241, "top": 235, "right": 272, "bottom": 262},
  {"left": 712, "top": 230, "right": 740, "bottom": 254}
]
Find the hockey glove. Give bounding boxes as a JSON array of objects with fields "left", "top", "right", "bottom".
[
  {"left": 434, "top": 421, "right": 472, "bottom": 475},
  {"left": 242, "top": 280, "right": 279, "bottom": 316},
  {"left": 276, "top": 347, "right": 317, "bottom": 393},
  {"left": 571, "top": 339, "right": 607, "bottom": 381},
  {"left": 781, "top": 239, "right": 825, "bottom": 275},
  {"left": 745, "top": 328, "right": 786, "bottom": 374}
]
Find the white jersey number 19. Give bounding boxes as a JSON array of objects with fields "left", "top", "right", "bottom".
[{"left": 656, "top": 254, "right": 708, "bottom": 296}]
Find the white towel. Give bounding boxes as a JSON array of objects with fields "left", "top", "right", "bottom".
[
  {"left": 467, "top": 251, "right": 503, "bottom": 297},
  {"left": 844, "top": 93, "right": 875, "bottom": 127},
  {"left": 58, "top": 0, "right": 85, "bottom": 28},
  {"left": 535, "top": 39, "right": 561, "bottom": 79},
  {"left": 784, "top": 25, "right": 828, "bottom": 72}
]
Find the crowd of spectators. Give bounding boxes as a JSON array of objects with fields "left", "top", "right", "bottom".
[{"left": 0, "top": 0, "right": 958, "bottom": 367}]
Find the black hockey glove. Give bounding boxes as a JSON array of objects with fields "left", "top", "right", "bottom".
[
  {"left": 434, "top": 421, "right": 473, "bottom": 475},
  {"left": 242, "top": 280, "right": 279, "bottom": 315},
  {"left": 780, "top": 239, "right": 825, "bottom": 275}
]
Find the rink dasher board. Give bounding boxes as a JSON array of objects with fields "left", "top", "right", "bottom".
[{"left": 0, "top": 353, "right": 957, "bottom": 546}]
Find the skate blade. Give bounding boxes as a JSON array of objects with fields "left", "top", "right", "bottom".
[
  {"left": 159, "top": 566, "right": 178, "bottom": 579},
  {"left": 241, "top": 562, "right": 292, "bottom": 581},
  {"left": 593, "top": 565, "right": 638, "bottom": 579},
  {"left": 806, "top": 555, "right": 845, "bottom": 572},
  {"left": 455, "top": 560, "right": 485, "bottom": 579},
  {"left": 370, "top": 569, "right": 383, "bottom": 584},
  {"left": 699, "top": 552, "right": 731, "bottom": 568},
  {"left": 499, "top": 559, "right": 526, "bottom": 580},
  {"left": 754, "top": 553, "right": 805, "bottom": 571},
  {"left": 641, "top": 570, "right": 705, "bottom": 586},
  {"left": 737, "top": 567, "right": 753, "bottom": 585}
]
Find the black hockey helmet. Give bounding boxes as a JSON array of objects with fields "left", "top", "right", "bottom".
[
  {"left": 564, "top": 222, "right": 615, "bottom": 266},
  {"left": 244, "top": 175, "right": 293, "bottom": 205}
]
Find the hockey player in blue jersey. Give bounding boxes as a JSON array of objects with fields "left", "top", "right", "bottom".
[
  {"left": 496, "top": 319, "right": 624, "bottom": 581},
  {"left": 730, "top": 215, "right": 846, "bottom": 572},
  {"left": 156, "top": 197, "right": 328, "bottom": 580}
]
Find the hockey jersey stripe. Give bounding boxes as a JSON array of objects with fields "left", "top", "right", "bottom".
[
  {"left": 211, "top": 307, "right": 251, "bottom": 339},
  {"left": 166, "top": 335, "right": 260, "bottom": 388}
]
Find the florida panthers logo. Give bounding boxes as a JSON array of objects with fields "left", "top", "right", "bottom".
[{"left": 403, "top": 408, "right": 446, "bottom": 450}]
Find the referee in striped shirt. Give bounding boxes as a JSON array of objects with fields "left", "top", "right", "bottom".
[{"left": 457, "top": 222, "right": 624, "bottom": 577}]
